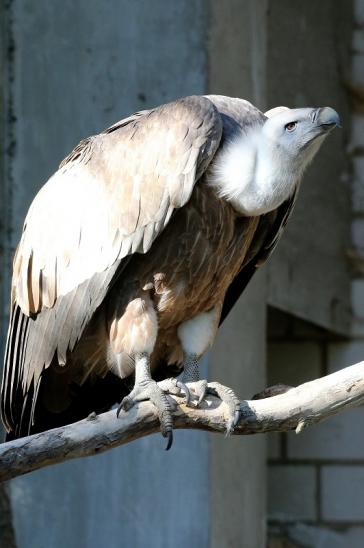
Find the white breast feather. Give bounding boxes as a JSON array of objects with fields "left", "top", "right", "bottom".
[{"left": 208, "top": 129, "right": 300, "bottom": 216}]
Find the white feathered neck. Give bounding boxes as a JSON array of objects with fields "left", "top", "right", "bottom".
[{"left": 208, "top": 128, "right": 303, "bottom": 216}]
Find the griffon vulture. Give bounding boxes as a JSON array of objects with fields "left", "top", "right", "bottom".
[{"left": 0, "top": 95, "right": 340, "bottom": 448}]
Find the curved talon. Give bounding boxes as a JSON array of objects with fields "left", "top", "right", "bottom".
[
  {"left": 226, "top": 409, "right": 241, "bottom": 435},
  {"left": 117, "top": 393, "right": 134, "bottom": 416},
  {"left": 165, "top": 430, "right": 173, "bottom": 451},
  {"left": 184, "top": 380, "right": 208, "bottom": 407},
  {"left": 226, "top": 418, "right": 235, "bottom": 436},
  {"left": 176, "top": 380, "right": 191, "bottom": 404},
  {"left": 233, "top": 409, "right": 241, "bottom": 428},
  {"left": 116, "top": 401, "right": 124, "bottom": 418},
  {"left": 197, "top": 383, "right": 207, "bottom": 405}
]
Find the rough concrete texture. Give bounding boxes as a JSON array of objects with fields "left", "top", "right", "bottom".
[
  {"left": 268, "top": 433, "right": 281, "bottom": 460},
  {"left": 328, "top": 340, "right": 364, "bottom": 373},
  {"left": 210, "top": 271, "right": 267, "bottom": 548},
  {"left": 322, "top": 465, "right": 364, "bottom": 521},
  {"left": 268, "top": 307, "right": 330, "bottom": 342},
  {"left": 267, "top": 334, "right": 364, "bottom": 460},
  {"left": 0, "top": 483, "right": 17, "bottom": 548},
  {"left": 284, "top": 523, "right": 364, "bottom": 548},
  {"left": 267, "top": 318, "right": 364, "bottom": 534},
  {"left": 268, "top": 465, "right": 316, "bottom": 522},
  {"left": 351, "top": 217, "right": 364, "bottom": 251},
  {"left": 208, "top": 0, "right": 267, "bottom": 107},
  {"left": 350, "top": 0, "right": 364, "bottom": 345},
  {"left": 352, "top": 279, "right": 364, "bottom": 320},
  {"left": 267, "top": 342, "right": 322, "bottom": 387},
  {"left": 352, "top": 157, "right": 364, "bottom": 212},
  {"left": 266, "top": 0, "right": 352, "bottom": 335},
  {"left": 11, "top": 432, "right": 210, "bottom": 548},
  {"left": 267, "top": 1, "right": 364, "bottom": 545},
  {"left": 287, "top": 406, "right": 364, "bottom": 460}
]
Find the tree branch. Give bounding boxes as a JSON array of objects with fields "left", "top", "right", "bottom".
[{"left": 1, "top": 360, "right": 364, "bottom": 483}]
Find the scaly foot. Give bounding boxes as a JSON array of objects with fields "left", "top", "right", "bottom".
[
  {"left": 186, "top": 380, "right": 241, "bottom": 434},
  {"left": 185, "top": 379, "right": 208, "bottom": 406},
  {"left": 117, "top": 378, "right": 189, "bottom": 450}
]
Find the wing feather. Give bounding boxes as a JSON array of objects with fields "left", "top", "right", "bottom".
[
  {"left": 13, "top": 96, "right": 222, "bottom": 315},
  {"left": 1, "top": 95, "right": 223, "bottom": 435},
  {"left": 220, "top": 191, "right": 297, "bottom": 324}
]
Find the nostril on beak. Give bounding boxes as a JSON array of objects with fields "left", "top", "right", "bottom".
[{"left": 311, "top": 109, "right": 319, "bottom": 123}]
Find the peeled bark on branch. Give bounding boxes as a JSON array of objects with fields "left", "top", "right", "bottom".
[{"left": 1, "top": 360, "right": 364, "bottom": 483}]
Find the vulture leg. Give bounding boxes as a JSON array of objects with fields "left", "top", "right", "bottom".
[
  {"left": 113, "top": 292, "right": 190, "bottom": 449},
  {"left": 178, "top": 305, "right": 241, "bottom": 433},
  {"left": 117, "top": 353, "right": 177, "bottom": 450},
  {"left": 182, "top": 354, "right": 208, "bottom": 405}
]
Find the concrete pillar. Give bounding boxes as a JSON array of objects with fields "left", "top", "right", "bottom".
[
  {"left": 265, "top": 0, "right": 352, "bottom": 334},
  {"left": 210, "top": 271, "right": 267, "bottom": 548},
  {"left": 207, "top": 2, "right": 268, "bottom": 546}
]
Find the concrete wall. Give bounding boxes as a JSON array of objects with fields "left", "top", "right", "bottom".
[
  {"left": 266, "top": 309, "right": 364, "bottom": 548},
  {"left": 210, "top": 271, "right": 267, "bottom": 548},
  {"left": 1, "top": 1, "right": 268, "bottom": 547},
  {"left": 267, "top": 3, "right": 364, "bottom": 546},
  {"left": 0, "top": 1, "right": 356, "bottom": 547},
  {"left": 266, "top": 0, "right": 353, "bottom": 335}
]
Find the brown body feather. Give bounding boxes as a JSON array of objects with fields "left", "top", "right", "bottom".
[{"left": 76, "top": 183, "right": 260, "bottom": 378}]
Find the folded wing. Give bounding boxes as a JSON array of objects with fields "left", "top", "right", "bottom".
[{"left": 1, "top": 95, "right": 223, "bottom": 435}]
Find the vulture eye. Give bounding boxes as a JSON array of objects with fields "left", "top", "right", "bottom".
[{"left": 285, "top": 121, "right": 297, "bottom": 132}]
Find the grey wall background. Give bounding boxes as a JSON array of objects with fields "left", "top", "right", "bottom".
[
  {"left": 0, "top": 1, "right": 353, "bottom": 547},
  {"left": 266, "top": 0, "right": 352, "bottom": 335}
]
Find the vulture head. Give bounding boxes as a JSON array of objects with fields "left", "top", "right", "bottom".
[
  {"left": 263, "top": 105, "right": 341, "bottom": 170},
  {"left": 211, "top": 105, "right": 341, "bottom": 216}
]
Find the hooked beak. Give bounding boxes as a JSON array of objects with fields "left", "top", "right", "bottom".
[{"left": 312, "top": 107, "right": 342, "bottom": 131}]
